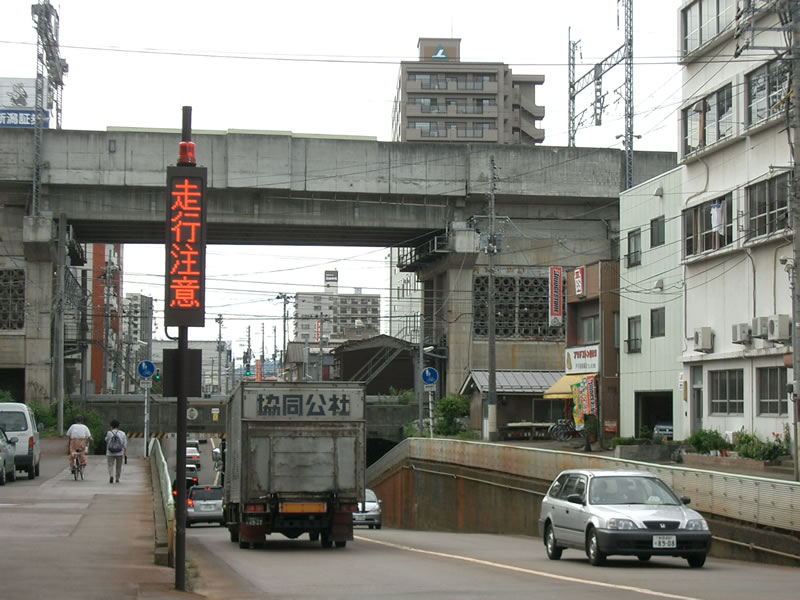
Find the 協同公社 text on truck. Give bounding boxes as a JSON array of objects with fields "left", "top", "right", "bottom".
[{"left": 222, "top": 381, "right": 366, "bottom": 549}]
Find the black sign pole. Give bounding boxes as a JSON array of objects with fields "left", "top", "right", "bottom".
[
  {"left": 174, "top": 106, "right": 192, "bottom": 592},
  {"left": 175, "top": 326, "right": 187, "bottom": 591}
]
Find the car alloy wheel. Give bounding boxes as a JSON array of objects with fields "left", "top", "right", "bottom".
[
  {"left": 545, "top": 524, "right": 562, "bottom": 560},
  {"left": 586, "top": 528, "right": 606, "bottom": 566}
]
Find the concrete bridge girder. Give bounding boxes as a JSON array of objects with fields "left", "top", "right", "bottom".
[{"left": 0, "top": 128, "right": 676, "bottom": 405}]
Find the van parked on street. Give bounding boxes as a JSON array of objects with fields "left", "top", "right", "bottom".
[{"left": 0, "top": 402, "right": 40, "bottom": 479}]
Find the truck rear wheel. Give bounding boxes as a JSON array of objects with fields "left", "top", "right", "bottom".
[
  {"left": 320, "top": 534, "right": 333, "bottom": 548},
  {"left": 239, "top": 541, "right": 250, "bottom": 549},
  {"left": 229, "top": 527, "right": 240, "bottom": 543},
  {"left": 335, "top": 541, "right": 346, "bottom": 548},
  {"left": 309, "top": 531, "right": 320, "bottom": 541}
]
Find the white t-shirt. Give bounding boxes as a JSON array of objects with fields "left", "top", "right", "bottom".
[{"left": 66, "top": 423, "right": 91, "bottom": 440}]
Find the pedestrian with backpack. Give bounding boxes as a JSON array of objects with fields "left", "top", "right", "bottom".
[{"left": 105, "top": 419, "right": 127, "bottom": 484}]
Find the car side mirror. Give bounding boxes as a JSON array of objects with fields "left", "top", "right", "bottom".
[
  {"left": 567, "top": 494, "right": 585, "bottom": 505},
  {"left": 680, "top": 496, "right": 691, "bottom": 505},
  {"left": 211, "top": 448, "right": 221, "bottom": 461},
  {"left": 37, "top": 423, "right": 44, "bottom": 432},
  {"left": 9, "top": 437, "right": 18, "bottom": 445}
]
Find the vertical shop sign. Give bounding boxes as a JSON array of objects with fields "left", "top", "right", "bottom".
[{"left": 549, "top": 266, "right": 563, "bottom": 326}]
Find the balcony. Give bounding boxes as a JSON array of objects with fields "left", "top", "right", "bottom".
[{"left": 398, "top": 233, "right": 450, "bottom": 272}]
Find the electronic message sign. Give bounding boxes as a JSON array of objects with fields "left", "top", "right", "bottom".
[{"left": 165, "top": 166, "right": 207, "bottom": 327}]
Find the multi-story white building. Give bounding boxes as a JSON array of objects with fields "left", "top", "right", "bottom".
[
  {"left": 620, "top": 1, "right": 795, "bottom": 442},
  {"left": 121, "top": 293, "right": 153, "bottom": 393},
  {"left": 619, "top": 168, "right": 685, "bottom": 438},
  {"left": 293, "top": 271, "right": 380, "bottom": 344}
]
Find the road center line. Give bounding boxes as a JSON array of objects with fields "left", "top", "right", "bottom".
[{"left": 355, "top": 536, "right": 703, "bottom": 600}]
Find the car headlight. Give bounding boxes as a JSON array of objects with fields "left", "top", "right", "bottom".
[
  {"left": 607, "top": 518, "right": 638, "bottom": 530},
  {"left": 686, "top": 519, "right": 708, "bottom": 531}
]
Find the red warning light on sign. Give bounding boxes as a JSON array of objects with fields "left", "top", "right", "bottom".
[{"left": 165, "top": 166, "right": 207, "bottom": 327}]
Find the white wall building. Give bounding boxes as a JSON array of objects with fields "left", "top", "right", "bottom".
[
  {"left": 619, "top": 168, "right": 685, "bottom": 438},
  {"left": 664, "top": 1, "right": 794, "bottom": 441}
]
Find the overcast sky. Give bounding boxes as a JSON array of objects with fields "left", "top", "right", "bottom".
[{"left": 2, "top": 0, "right": 682, "bottom": 360}]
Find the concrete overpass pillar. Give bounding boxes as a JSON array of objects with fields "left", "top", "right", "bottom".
[{"left": 23, "top": 215, "right": 56, "bottom": 406}]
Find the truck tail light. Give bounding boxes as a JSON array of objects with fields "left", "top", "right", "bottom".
[
  {"left": 245, "top": 504, "right": 265, "bottom": 513},
  {"left": 29, "top": 437, "right": 34, "bottom": 451},
  {"left": 340, "top": 503, "right": 358, "bottom": 513}
]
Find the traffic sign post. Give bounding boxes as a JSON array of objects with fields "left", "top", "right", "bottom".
[
  {"left": 421, "top": 367, "right": 439, "bottom": 437},
  {"left": 138, "top": 360, "right": 155, "bottom": 458}
]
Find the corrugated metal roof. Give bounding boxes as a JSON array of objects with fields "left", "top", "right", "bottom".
[{"left": 462, "top": 370, "right": 563, "bottom": 394}]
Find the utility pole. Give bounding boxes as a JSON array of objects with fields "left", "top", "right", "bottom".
[
  {"left": 486, "top": 156, "right": 498, "bottom": 440},
  {"left": 215, "top": 314, "right": 223, "bottom": 394},
  {"left": 277, "top": 293, "right": 290, "bottom": 376},
  {"left": 54, "top": 215, "right": 65, "bottom": 434},
  {"left": 418, "top": 312, "right": 424, "bottom": 436},
  {"left": 791, "top": 0, "right": 800, "bottom": 482}
]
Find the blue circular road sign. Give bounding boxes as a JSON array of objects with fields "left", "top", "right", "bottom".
[
  {"left": 421, "top": 367, "right": 439, "bottom": 385},
  {"left": 137, "top": 360, "right": 155, "bottom": 379}
]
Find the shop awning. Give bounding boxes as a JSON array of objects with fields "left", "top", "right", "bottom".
[{"left": 543, "top": 374, "right": 594, "bottom": 399}]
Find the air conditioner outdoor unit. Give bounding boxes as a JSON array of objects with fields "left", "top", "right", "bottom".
[
  {"left": 694, "top": 327, "right": 713, "bottom": 353},
  {"left": 768, "top": 314, "right": 791, "bottom": 342},
  {"left": 751, "top": 316, "right": 770, "bottom": 339},
  {"left": 731, "top": 322, "right": 750, "bottom": 344}
]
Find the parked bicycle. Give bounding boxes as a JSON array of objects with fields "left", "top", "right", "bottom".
[{"left": 548, "top": 419, "right": 583, "bottom": 442}]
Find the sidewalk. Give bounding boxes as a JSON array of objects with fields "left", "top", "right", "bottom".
[{"left": 0, "top": 439, "right": 203, "bottom": 600}]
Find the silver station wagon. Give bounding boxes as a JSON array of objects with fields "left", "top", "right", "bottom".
[{"left": 538, "top": 469, "right": 712, "bottom": 568}]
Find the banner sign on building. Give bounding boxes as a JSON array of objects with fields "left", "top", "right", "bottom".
[
  {"left": 565, "top": 344, "right": 600, "bottom": 374},
  {"left": 0, "top": 78, "right": 48, "bottom": 128},
  {"left": 549, "top": 267, "right": 563, "bottom": 326},
  {"left": 574, "top": 266, "right": 585, "bottom": 297},
  {"left": 571, "top": 375, "right": 597, "bottom": 427},
  {"left": 164, "top": 166, "right": 207, "bottom": 327}
]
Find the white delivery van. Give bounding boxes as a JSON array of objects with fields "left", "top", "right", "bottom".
[{"left": 0, "top": 403, "right": 41, "bottom": 479}]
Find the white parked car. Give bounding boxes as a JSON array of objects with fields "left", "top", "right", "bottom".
[
  {"left": 0, "top": 402, "right": 40, "bottom": 479},
  {"left": 538, "top": 469, "right": 711, "bottom": 568}
]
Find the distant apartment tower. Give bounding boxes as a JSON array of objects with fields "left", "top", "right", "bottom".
[
  {"left": 121, "top": 293, "right": 153, "bottom": 393},
  {"left": 392, "top": 38, "right": 545, "bottom": 144},
  {"left": 293, "top": 272, "right": 380, "bottom": 344}
]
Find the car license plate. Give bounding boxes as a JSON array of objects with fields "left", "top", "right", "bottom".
[
  {"left": 354, "top": 514, "right": 365, "bottom": 521},
  {"left": 652, "top": 535, "right": 676, "bottom": 548},
  {"left": 200, "top": 505, "right": 214, "bottom": 511}
]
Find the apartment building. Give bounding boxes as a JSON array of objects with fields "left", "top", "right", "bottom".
[
  {"left": 293, "top": 272, "right": 380, "bottom": 345},
  {"left": 120, "top": 293, "right": 153, "bottom": 393},
  {"left": 618, "top": 1, "right": 795, "bottom": 442},
  {"left": 392, "top": 38, "right": 545, "bottom": 144}
]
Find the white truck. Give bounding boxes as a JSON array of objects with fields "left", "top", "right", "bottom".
[{"left": 222, "top": 381, "right": 366, "bottom": 549}]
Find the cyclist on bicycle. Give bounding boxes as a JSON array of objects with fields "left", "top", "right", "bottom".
[{"left": 66, "top": 415, "right": 92, "bottom": 472}]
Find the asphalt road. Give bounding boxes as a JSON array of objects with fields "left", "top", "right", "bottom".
[{"left": 184, "top": 519, "right": 800, "bottom": 600}]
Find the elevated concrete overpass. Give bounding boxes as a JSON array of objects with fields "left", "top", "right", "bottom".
[
  {"left": 0, "top": 127, "right": 676, "bottom": 406},
  {"left": 1, "top": 128, "right": 675, "bottom": 246}
]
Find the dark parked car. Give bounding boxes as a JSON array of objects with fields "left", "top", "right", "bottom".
[
  {"left": 538, "top": 469, "right": 711, "bottom": 568},
  {"left": 353, "top": 488, "right": 382, "bottom": 529}
]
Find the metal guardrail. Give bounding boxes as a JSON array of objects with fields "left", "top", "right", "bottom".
[
  {"left": 368, "top": 438, "right": 800, "bottom": 533},
  {"left": 148, "top": 438, "right": 174, "bottom": 560}
]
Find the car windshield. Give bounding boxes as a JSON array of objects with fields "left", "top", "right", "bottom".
[
  {"left": 365, "top": 489, "right": 377, "bottom": 503},
  {"left": 190, "top": 487, "right": 223, "bottom": 501},
  {"left": 0, "top": 411, "right": 27, "bottom": 433},
  {"left": 589, "top": 476, "right": 680, "bottom": 506}
]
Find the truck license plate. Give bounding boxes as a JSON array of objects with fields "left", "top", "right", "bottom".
[{"left": 652, "top": 535, "right": 676, "bottom": 548}]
